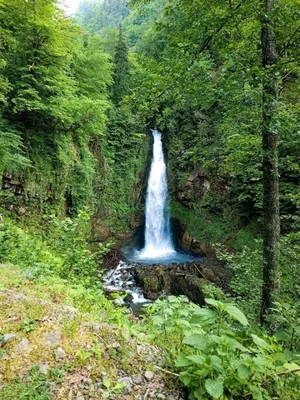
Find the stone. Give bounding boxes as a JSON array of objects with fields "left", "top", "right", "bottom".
[
  {"left": 76, "top": 391, "right": 84, "bottom": 400},
  {"left": 144, "top": 370, "right": 154, "bottom": 381},
  {"left": 16, "top": 338, "right": 30, "bottom": 352},
  {"left": 202, "top": 268, "right": 216, "bottom": 282},
  {"left": 39, "top": 364, "right": 49, "bottom": 374},
  {"left": 54, "top": 347, "right": 66, "bottom": 361},
  {"left": 133, "top": 259, "right": 229, "bottom": 306},
  {"left": 157, "top": 395, "right": 166, "bottom": 399},
  {"left": 146, "top": 354, "right": 154, "bottom": 363},
  {"left": 133, "top": 374, "right": 143, "bottom": 385},
  {"left": 118, "top": 377, "right": 133, "bottom": 394},
  {"left": 18, "top": 207, "right": 26, "bottom": 215},
  {"left": 43, "top": 332, "right": 61, "bottom": 347},
  {"left": 1, "top": 333, "right": 17, "bottom": 347}
]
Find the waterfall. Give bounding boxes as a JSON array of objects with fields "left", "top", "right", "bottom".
[{"left": 139, "top": 130, "right": 175, "bottom": 258}]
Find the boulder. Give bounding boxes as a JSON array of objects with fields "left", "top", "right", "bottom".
[{"left": 133, "top": 260, "right": 229, "bottom": 305}]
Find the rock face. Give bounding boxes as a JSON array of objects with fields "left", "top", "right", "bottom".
[
  {"left": 133, "top": 260, "right": 229, "bottom": 304},
  {"left": 177, "top": 169, "right": 212, "bottom": 206},
  {"left": 176, "top": 169, "right": 231, "bottom": 207}
]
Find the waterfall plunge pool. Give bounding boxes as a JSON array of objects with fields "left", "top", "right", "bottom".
[{"left": 123, "top": 247, "right": 203, "bottom": 265}]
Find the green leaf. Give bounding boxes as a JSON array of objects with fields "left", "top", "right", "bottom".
[
  {"left": 249, "top": 385, "right": 263, "bottom": 400},
  {"left": 191, "top": 308, "right": 217, "bottom": 325},
  {"left": 113, "top": 383, "right": 126, "bottom": 392},
  {"left": 205, "top": 378, "right": 224, "bottom": 398},
  {"left": 294, "top": 325, "right": 300, "bottom": 334},
  {"left": 205, "top": 298, "right": 221, "bottom": 307},
  {"left": 183, "top": 334, "right": 208, "bottom": 350},
  {"left": 274, "top": 330, "right": 290, "bottom": 341},
  {"left": 103, "top": 377, "right": 111, "bottom": 389},
  {"left": 186, "top": 355, "right": 206, "bottom": 364},
  {"left": 237, "top": 364, "right": 251, "bottom": 380},
  {"left": 210, "top": 355, "right": 224, "bottom": 372},
  {"left": 224, "top": 304, "right": 249, "bottom": 326},
  {"left": 152, "top": 315, "right": 165, "bottom": 325},
  {"left": 175, "top": 353, "right": 193, "bottom": 367},
  {"left": 251, "top": 334, "right": 268, "bottom": 348}
]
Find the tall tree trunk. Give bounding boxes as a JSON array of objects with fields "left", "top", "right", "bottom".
[{"left": 260, "top": 0, "right": 280, "bottom": 324}]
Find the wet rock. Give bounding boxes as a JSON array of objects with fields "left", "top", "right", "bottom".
[
  {"left": 133, "top": 260, "right": 229, "bottom": 305},
  {"left": 1, "top": 333, "right": 18, "bottom": 347},
  {"left": 145, "top": 370, "right": 154, "bottom": 381},
  {"left": 43, "top": 332, "right": 61, "bottom": 347},
  {"left": 54, "top": 347, "right": 66, "bottom": 361},
  {"left": 16, "top": 338, "right": 30, "bottom": 352},
  {"left": 202, "top": 268, "right": 216, "bottom": 281}
]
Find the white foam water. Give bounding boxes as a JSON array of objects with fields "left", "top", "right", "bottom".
[{"left": 138, "top": 130, "right": 175, "bottom": 259}]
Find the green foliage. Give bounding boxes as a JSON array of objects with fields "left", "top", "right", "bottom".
[
  {"left": 21, "top": 318, "right": 38, "bottom": 333},
  {"left": 47, "top": 209, "right": 111, "bottom": 283},
  {"left": 0, "top": 211, "right": 109, "bottom": 285},
  {"left": 78, "top": 0, "right": 129, "bottom": 33},
  {"left": 0, "top": 366, "right": 51, "bottom": 400},
  {"left": 267, "top": 301, "right": 300, "bottom": 354},
  {"left": 142, "top": 296, "right": 300, "bottom": 400},
  {"left": 0, "top": 0, "right": 112, "bottom": 213},
  {"left": 112, "top": 26, "right": 129, "bottom": 104},
  {"left": 216, "top": 233, "right": 300, "bottom": 324},
  {"left": 102, "top": 377, "right": 126, "bottom": 399}
]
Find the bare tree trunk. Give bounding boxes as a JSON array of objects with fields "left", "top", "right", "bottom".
[{"left": 260, "top": 0, "right": 280, "bottom": 324}]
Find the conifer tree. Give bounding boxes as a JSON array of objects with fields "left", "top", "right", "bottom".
[{"left": 112, "top": 25, "right": 129, "bottom": 104}]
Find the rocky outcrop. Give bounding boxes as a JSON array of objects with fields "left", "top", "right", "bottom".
[
  {"left": 176, "top": 169, "right": 231, "bottom": 207},
  {"left": 181, "top": 231, "right": 217, "bottom": 259},
  {"left": 133, "top": 260, "right": 229, "bottom": 305},
  {"left": 2, "top": 174, "right": 25, "bottom": 196}
]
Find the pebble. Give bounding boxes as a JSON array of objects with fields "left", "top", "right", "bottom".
[
  {"left": 145, "top": 370, "right": 154, "bottom": 381},
  {"left": 146, "top": 354, "right": 154, "bottom": 363},
  {"left": 54, "top": 347, "right": 66, "bottom": 361},
  {"left": 133, "top": 374, "right": 143, "bottom": 385},
  {"left": 119, "top": 377, "right": 133, "bottom": 394},
  {"left": 1, "top": 334, "right": 17, "bottom": 347},
  {"left": 39, "top": 364, "right": 49, "bottom": 374},
  {"left": 76, "top": 392, "right": 84, "bottom": 400},
  {"left": 43, "top": 332, "right": 61, "bottom": 347},
  {"left": 16, "top": 338, "right": 30, "bottom": 352}
]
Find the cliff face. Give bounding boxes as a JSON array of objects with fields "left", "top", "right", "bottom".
[{"left": 0, "top": 135, "right": 150, "bottom": 251}]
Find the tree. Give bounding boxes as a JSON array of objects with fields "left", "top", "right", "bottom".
[
  {"left": 260, "top": 0, "right": 280, "bottom": 323},
  {"left": 112, "top": 25, "right": 129, "bottom": 104}
]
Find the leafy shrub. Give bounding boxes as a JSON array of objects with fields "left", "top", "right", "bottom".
[
  {"left": 143, "top": 296, "right": 300, "bottom": 400},
  {"left": 0, "top": 223, "right": 63, "bottom": 277},
  {"left": 47, "top": 209, "right": 111, "bottom": 284},
  {"left": 267, "top": 301, "right": 300, "bottom": 354},
  {"left": 0, "top": 211, "right": 110, "bottom": 285}
]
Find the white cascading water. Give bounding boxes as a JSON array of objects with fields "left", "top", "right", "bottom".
[
  {"left": 103, "top": 130, "right": 201, "bottom": 308},
  {"left": 138, "top": 130, "right": 175, "bottom": 258}
]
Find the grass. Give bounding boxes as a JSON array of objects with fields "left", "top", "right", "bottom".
[{"left": 0, "top": 265, "right": 172, "bottom": 399}]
